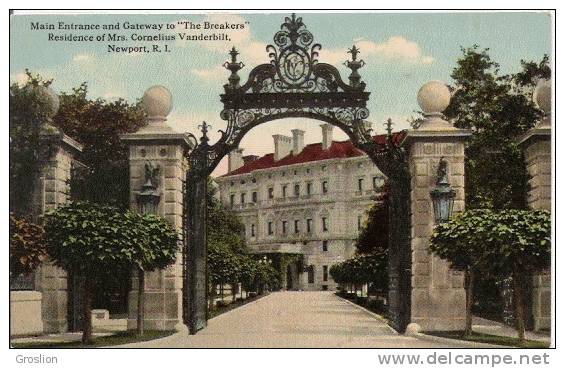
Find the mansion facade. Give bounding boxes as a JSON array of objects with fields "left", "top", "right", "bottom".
[{"left": 216, "top": 124, "right": 387, "bottom": 291}]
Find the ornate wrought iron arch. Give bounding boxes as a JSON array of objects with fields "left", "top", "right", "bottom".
[{"left": 184, "top": 13, "right": 412, "bottom": 335}]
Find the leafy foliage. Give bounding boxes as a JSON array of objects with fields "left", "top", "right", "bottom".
[
  {"left": 9, "top": 71, "right": 55, "bottom": 215},
  {"left": 43, "top": 201, "right": 178, "bottom": 343},
  {"left": 430, "top": 208, "right": 551, "bottom": 340},
  {"left": 43, "top": 201, "right": 178, "bottom": 274},
  {"left": 356, "top": 184, "right": 389, "bottom": 254},
  {"left": 430, "top": 209, "right": 551, "bottom": 275},
  {"left": 123, "top": 212, "right": 179, "bottom": 272},
  {"left": 444, "top": 46, "right": 550, "bottom": 209},
  {"left": 10, "top": 214, "right": 47, "bottom": 277},
  {"left": 329, "top": 252, "right": 388, "bottom": 287},
  {"left": 53, "top": 82, "right": 145, "bottom": 209},
  {"left": 44, "top": 202, "right": 132, "bottom": 273}
]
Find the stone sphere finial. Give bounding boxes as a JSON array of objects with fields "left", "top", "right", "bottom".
[
  {"left": 142, "top": 85, "right": 173, "bottom": 121},
  {"left": 533, "top": 78, "right": 551, "bottom": 115},
  {"left": 417, "top": 81, "right": 451, "bottom": 115},
  {"left": 26, "top": 84, "right": 60, "bottom": 118}
]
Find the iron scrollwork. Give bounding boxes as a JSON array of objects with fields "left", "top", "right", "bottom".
[{"left": 185, "top": 13, "right": 412, "bottom": 333}]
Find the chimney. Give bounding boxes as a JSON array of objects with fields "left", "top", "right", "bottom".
[
  {"left": 291, "top": 129, "right": 305, "bottom": 155},
  {"left": 320, "top": 124, "right": 334, "bottom": 150},
  {"left": 273, "top": 134, "right": 292, "bottom": 161},
  {"left": 228, "top": 148, "right": 244, "bottom": 173}
]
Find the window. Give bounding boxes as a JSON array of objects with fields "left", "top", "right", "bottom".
[
  {"left": 306, "top": 182, "right": 312, "bottom": 195},
  {"left": 322, "top": 180, "right": 328, "bottom": 194},
  {"left": 268, "top": 187, "right": 274, "bottom": 199},
  {"left": 252, "top": 191, "right": 257, "bottom": 203},
  {"left": 322, "top": 240, "right": 328, "bottom": 252},
  {"left": 294, "top": 184, "right": 300, "bottom": 197},
  {"left": 306, "top": 218, "right": 313, "bottom": 233},
  {"left": 268, "top": 221, "right": 273, "bottom": 235},
  {"left": 322, "top": 285, "right": 328, "bottom": 291},
  {"left": 322, "top": 217, "right": 328, "bottom": 232},
  {"left": 230, "top": 194, "right": 235, "bottom": 207},
  {"left": 358, "top": 178, "right": 364, "bottom": 191},
  {"left": 308, "top": 267, "right": 315, "bottom": 284},
  {"left": 323, "top": 265, "right": 328, "bottom": 282},
  {"left": 240, "top": 193, "right": 246, "bottom": 204},
  {"left": 282, "top": 221, "right": 287, "bottom": 234},
  {"left": 230, "top": 181, "right": 234, "bottom": 186},
  {"left": 294, "top": 220, "right": 300, "bottom": 234},
  {"left": 251, "top": 224, "right": 255, "bottom": 237},
  {"left": 282, "top": 185, "right": 287, "bottom": 198}
]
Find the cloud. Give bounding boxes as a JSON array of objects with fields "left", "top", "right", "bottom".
[
  {"left": 319, "top": 36, "right": 434, "bottom": 65},
  {"left": 177, "top": 14, "right": 270, "bottom": 80},
  {"left": 190, "top": 65, "right": 227, "bottom": 81},
  {"left": 72, "top": 53, "right": 94, "bottom": 63}
]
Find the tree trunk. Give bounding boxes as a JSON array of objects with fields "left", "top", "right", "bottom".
[
  {"left": 220, "top": 284, "right": 224, "bottom": 301},
  {"left": 513, "top": 272, "right": 526, "bottom": 343},
  {"left": 231, "top": 283, "right": 237, "bottom": 302},
  {"left": 82, "top": 277, "right": 93, "bottom": 345},
  {"left": 464, "top": 269, "right": 475, "bottom": 337},
  {"left": 137, "top": 268, "right": 145, "bottom": 336},
  {"left": 208, "top": 284, "right": 216, "bottom": 309}
]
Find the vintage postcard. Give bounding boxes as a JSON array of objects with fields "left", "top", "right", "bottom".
[{"left": 8, "top": 8, "right": 554, "bottom": 359}]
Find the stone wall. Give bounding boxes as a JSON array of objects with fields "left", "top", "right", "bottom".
[
  {"left": 34, "top": 140, "right": 81, "bottom": 333},
  {"left": 522, "top": 135, "right": 551, "bottom": 331},
  {"left": 126, "top": 144, "right": 187, "bottom": 331},
  {"left": 407, "top": 140, "right": 466, "bottom": 331}
]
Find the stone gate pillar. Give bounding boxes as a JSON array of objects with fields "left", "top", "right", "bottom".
[
  {"left": 518, "top": 79, "right": 552, "bottom": 331},
  {"left": 402, "top": 81, "right": 471, "bottom": 331},
  {"left": 122, "top": 86, "right": 191, "bottom": 331},
  {"left": 35, "top": 126, "right": 83, "bottom": 333}
]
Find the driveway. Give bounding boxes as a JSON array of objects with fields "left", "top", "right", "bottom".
[{"left": 121, "top": 291, "right": 462, "bottom": 348}]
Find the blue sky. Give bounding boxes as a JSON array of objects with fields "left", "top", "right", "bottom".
[{"left": 10, "top": 11, "right": 552, "bottom": 175}]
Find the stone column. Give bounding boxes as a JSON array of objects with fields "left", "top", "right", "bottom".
[
  {"left": 518, "top": 78, "right": 552, "bottom": 331},
  {"left": 122, "top": 86, "right": 192, "bottom": 331},
  {"left": 402, "top": 81, "right": 471, "bottom": 331},
  {"left": 35, "top": 128, "right": 83, "bottom": 333}
]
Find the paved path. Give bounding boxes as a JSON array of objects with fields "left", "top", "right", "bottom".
[{"left": 122, "top": 291, "right": 463, "bottom": 348}]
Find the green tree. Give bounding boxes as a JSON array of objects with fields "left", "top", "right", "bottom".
[
  {"left": 356, "top": 184, "right": 389, "bottom": 255},
  {"left": 429, "top": 210, "right": 492, "bottom": 336},
  {"left": 430, "top": 209, "right": 550, "bottom": 342},
  {"left": 9, "top": 71, "right": 57, "bottom": 215},
  {"left": 43, "top": 202, "right": 133, "bottom": 344},
  {"left": 53, "top": 82, "right": 145, "bottom": 209},
  {"left": 10, "top": 214, "right": 47, "bottom": 278},
  {"left": 43, "top": 202, "right": 178, "bottom": 343},
  {"left": 444, "top": 46, "right": 550, "bottom": 209},
  {"left": 330, "top": 252, "right": 387, "bottom": 295},
  {"left": 122, "top": 212, "right": 178, "bottom": 336}
]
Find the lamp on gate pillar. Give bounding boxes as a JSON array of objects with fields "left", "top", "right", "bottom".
[
  {"left": 430, "top": 157, "right": 455, "bottom": 223},
  {"left": 137, "top": 161, "right": 161, "bottom": 214}
]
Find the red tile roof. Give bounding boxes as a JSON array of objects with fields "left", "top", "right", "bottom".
[{"left": 224, "top": 132, "right": 406, "bottom": 177}]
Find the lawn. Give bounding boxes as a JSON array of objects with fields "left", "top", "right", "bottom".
[
  {"left": 425, "top": 331, "right": 550, "bottom": 348},
  {"left": 11, "top": 330, "right": 175, "bottom": 349}
]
